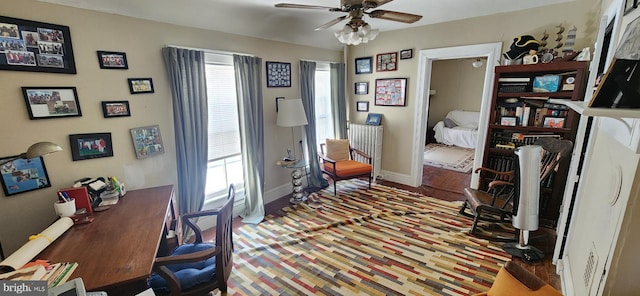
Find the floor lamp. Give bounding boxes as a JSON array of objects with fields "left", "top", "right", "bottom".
[
  {"left": 504, "top": 145, "right": 545, "bottom": 262},
  {"left": 0, "top": 141, "right": 63, "bottom": 260},
  {"left": 276, "top": 99, "right": 309, "bottom": 204}
]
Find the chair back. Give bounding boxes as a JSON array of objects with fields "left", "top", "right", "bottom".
[
  {"left": 216, "top": 185, "right": 235, "bottom": 286},
  {"left": 534, "top": 138, "right": 573, "bottom": 184}
]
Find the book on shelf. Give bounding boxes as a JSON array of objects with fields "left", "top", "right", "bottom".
[{"left": 498, "top": 77, "right": 531, "bottom": 83}]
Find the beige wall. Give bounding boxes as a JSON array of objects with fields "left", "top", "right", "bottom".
[
  {"left": 347, "top": 0, "right": 600, "bottom": 179},
  {"left": 427, "top": 58, "right": 485, "bottom": 127},
  {"left": 0, "top": 0, "right": 341, "bottom": 255}
]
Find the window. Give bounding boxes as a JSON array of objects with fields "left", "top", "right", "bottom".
[
  {"left": 203, "top": 53, "right": 244, "bottom": 207},
  {"left": 314, "top": 62, "right": 334, "bottom": 147}
]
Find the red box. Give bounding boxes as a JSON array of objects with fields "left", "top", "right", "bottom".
[{"left": 58, "top": 187, "right": 93, "bottom": 215}]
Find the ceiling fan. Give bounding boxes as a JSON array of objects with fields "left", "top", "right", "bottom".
[{"left": 275, "top": 0, "right": 422, "bottom": 44}]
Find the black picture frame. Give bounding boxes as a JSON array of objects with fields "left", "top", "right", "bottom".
[
  {"left": 400, "top": 49, "right": 413, "bottom": 60},
  {"left": 21, "top": 86, "right": 82, "bottom": 119},
  {"left": 69, "top": 133, "right": 114, "bottom": 161},
  {"left": 0, "top": 156, "right": 51, "bottom": 196},
  {"left": 374, "top": 78, "right": 407, "bottom": 106},
  {"left": 355, "top": 56, "right": 373, "bottom": 74},
  {"left": 266, "top": 61, "right": 291, "bottom": 87},
  {"left": 355, "top": 82, "right": 368, "bottom": 95},
  {"left": 128, "top": 78, "right": 154, "bottom": 94},
  {"left": 130, "top": 125, "right": 165, "bottom": 159},
  {"left": 366, "top": 113, "right": 382, "bottom": 125},
  {"left": 0, "top": 16, "right": 76, "bottom": 74},
  {"left": 356, "top": 101, "right": 369, "bottom": 112},
  {"left": 101, "top": 100, "right": 131, "bottom": 118},
  {"left": 97, "top": 51, "right": 128, "bottom": 69}
]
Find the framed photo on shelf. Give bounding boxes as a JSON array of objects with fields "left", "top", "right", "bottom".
[
  {"left": 0, "top": 156, "right": 51, "bottom": 196},
  {"left": 355, "top": 82, "right": 368, "bottom": 95},
  {"left": 0, "top": 16, "right": 76, "bottom": 74},
  {"left": 400, "top": 49, "right": 413, "bottom": 60},
  {"left": 376, "top": 52, "right": 397, "bottom": 71},
  {"left": 97, "top": 51, "right": 128, "bottom": 69},
  {"left": 128, "top": 78, "right": 154, "bottom": 94},
  {"left": 366, "top": 113, "right": 382, "bottom": 125},
  {"left": 130, "top": 125, "right": 165, "bottom": 159},
  {"left": 21, "top": 86, "right": 81, "bottom": 119},
  {"left": 69, "top": 133, "right": 114, "bottom": 161},
  {"left": 266, "top": 61, "right": 291, "bottom": 87},
  {"left": 355, "top": 56, "right": 373, "bottom": 74},
  {"left": 500, "top": 116, "right": 518, "bottom": 126},
  {"left": 374, "top": 78, "right": 407, "bottom": 106},
  {"left": 356, "top": 101, "right": 369, "bottom": 112},
  {"left": 543, "top": 116, "right": 566, "bottom": 128},
  {"left": 101, "top": 101, "right": 130, "bottom": 118}
]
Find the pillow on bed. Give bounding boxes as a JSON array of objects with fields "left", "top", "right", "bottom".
[{"left": 443, "top": 118, "right": 458, "bottom": 128}]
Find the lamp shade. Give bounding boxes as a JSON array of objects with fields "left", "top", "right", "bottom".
[
  {"left": 277, "top": 99, "right": 308, "bottom": 127},
  {"left": 25, "top": 142, "right": 63, "bottom": 159}
]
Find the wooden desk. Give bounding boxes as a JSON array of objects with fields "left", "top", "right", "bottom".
[{"left": 38, "top": 185, "right": 174, "bottom": 295}]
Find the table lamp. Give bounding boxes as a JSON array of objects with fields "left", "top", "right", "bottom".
[{"left": 276, "top": 99, "right": 308, "bottom": 161}]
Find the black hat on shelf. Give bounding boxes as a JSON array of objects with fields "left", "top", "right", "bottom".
[{"left": 503, "top": 35, "right": 541, "bottom": 60}]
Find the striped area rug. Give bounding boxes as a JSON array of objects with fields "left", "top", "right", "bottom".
[{"left": 228, "top": 179, "right": 509, "bottom": 295}]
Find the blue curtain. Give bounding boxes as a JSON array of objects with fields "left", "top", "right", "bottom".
[
  {"left": 162, "top": 48, "right": 208, "bottom": 225},
  {"left": 300, "top": 61, "right": 329, "bottom": 190},
  {"left": 233, "top": 55, "right": 265, "bottom": 224},
  {"left": 330, "top": 63, "right": 348, "bottom": 139}
]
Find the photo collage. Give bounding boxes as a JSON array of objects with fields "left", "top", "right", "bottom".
[{"left": 0, "top": 21, "right": 67, "bottom": 68}]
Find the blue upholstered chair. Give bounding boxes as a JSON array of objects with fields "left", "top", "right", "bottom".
[{"left": 149, "top": 185, "right": 235, "bottom": 296}]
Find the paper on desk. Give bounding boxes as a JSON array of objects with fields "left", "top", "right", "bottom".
[{"left": 0, "top": 217, "right": 73, "bottom": 273}]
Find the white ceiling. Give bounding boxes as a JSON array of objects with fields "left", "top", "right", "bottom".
[{"left": 38, "top": 0, "right": 574, "bottom": 50}]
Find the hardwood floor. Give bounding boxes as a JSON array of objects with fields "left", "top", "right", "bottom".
[{"left": 210, "top": 164, "right": 561, "bottom": 292}]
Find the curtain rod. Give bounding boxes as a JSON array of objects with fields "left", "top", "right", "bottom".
[
  {"left": 166, "top": 45, "right": 254, "bottom": 57},
  {"left": 300, "top": 58, "right": 343, "bottom": 64}
]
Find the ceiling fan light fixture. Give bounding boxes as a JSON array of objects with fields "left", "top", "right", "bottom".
[{"left": 335, "top": 23, "right": 378, "bottom": 45}]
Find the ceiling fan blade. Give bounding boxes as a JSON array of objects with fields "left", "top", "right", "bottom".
[
  {"left": 275, "top": 3, "right": 338, "bottom": 10},
  {"left": 368, "top": 10, "right": 422, "bottom": 23},
  {"left": 315, "top": 15, "right": 349, "bottom": 31}
]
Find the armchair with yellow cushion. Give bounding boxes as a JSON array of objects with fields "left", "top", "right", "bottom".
[
  {"left": 319, "top": 138, "right": 372, "bottom": 195},
  {"left": 475, "top": 261, "right": 562, "bottom": 296}
]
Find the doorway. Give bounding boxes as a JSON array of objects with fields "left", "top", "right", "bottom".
[{"left": 411, "top": 42, "right": 502, "bottom": 188}]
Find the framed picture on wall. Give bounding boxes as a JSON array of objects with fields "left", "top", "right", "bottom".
[
  {"left": 356, "top": 101, "right": 369, "bottom": 112},
  {"left": 128, "top": 78, "right": 154, "bottom": 94},
  {"left": 374, "top": 78, "right": 407, "bottom": 106},
  {"left": 355, "top": 82, "right": 368, "bottom": 95},
  {"left": 101, "top": 101, "right": 131, "bottom": 118},
  {"left": 266, "top": 61, "right": 291, "bottom": 87},
  {"left": 97, "top": 51, "right": 128, "bottom": 69},
  {"left": 0, "top": 156, "right": 51, "bottom": 196},
  {"left": 355, "top": 57, "right": 373, "bottom": 74},
  {"left": 376, "top": 52, "right": 398, "bottom": 71},
  {"left": 69, "top": 133, "right": 114, "bottom": 161},
  {"left": 21, "top": 86, "right": 82, "bottom": 119},
  {"left": 0, "top": 15, "right": 76, "bottom": 74},
  {"left": 130, "top": 125, "right": 165, "bottom": 159}
]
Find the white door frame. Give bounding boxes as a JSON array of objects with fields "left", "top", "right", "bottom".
[{"left": 411, "top": 42, "right": 502, "bottom": 187}]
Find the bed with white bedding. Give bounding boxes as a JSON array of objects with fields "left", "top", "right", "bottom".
[{"left": 432, "top": 110, "right": 480, "bottom": 149}]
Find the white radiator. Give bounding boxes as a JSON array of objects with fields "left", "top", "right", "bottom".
[{"left": 348, "top": 124, "right": 383, "bottom": 182}]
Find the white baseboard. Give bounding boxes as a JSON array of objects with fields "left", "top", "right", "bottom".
[{"left": 379, "top": 170, "right": 416, "bottom": 187}]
